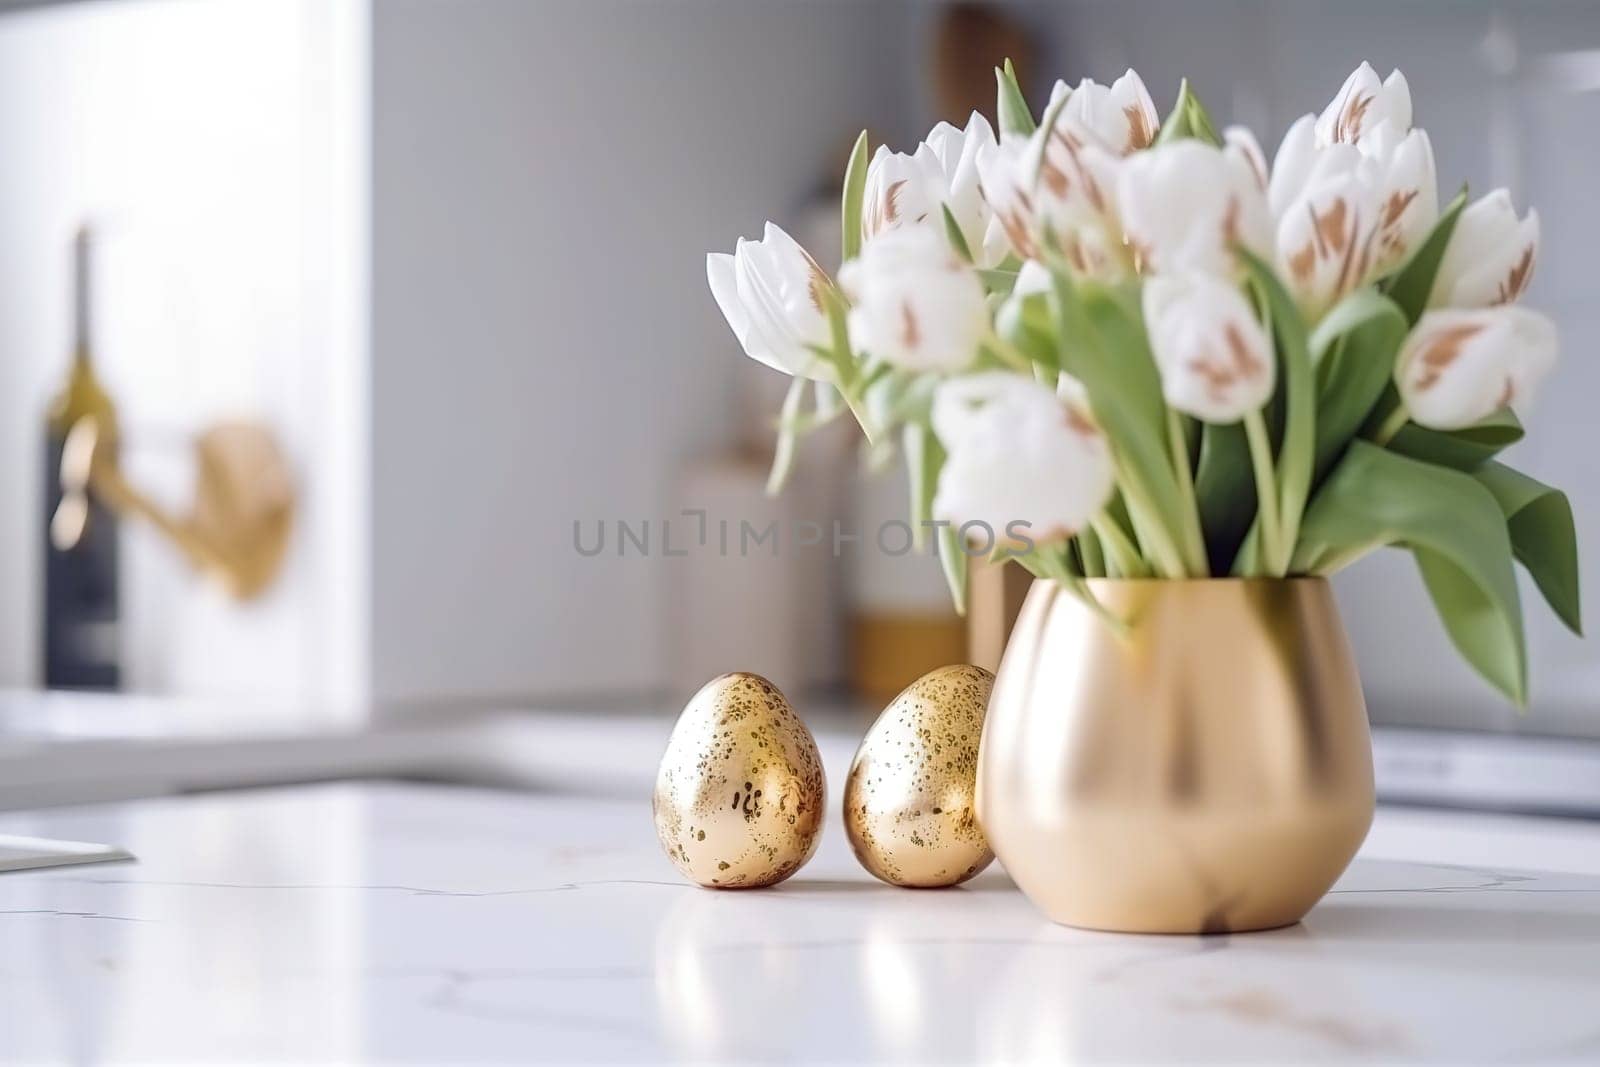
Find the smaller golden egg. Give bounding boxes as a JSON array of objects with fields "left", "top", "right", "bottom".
[
  {"left": 653, "top": 673, "right": 825, "bottom": 889},
  {"left": 845, "top": 663, "right": 995, "bottom": 887}
]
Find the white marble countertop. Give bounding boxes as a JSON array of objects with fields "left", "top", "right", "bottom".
[{"left": 2, "top": 781, "right": 1600, "bottom": 1064}]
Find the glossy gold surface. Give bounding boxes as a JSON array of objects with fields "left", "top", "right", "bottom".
[
  {"left": 977, "top": 578, "right": 1374, "bottom": 933},
  {"left": 56, "top": 415, "right": 294, "bottom": 600},
  {"left": 653, "top": 673, "right": 825, "bottom": 889},
  {"left": 844, "top": 664, "right": 995, "bottom": 887}
]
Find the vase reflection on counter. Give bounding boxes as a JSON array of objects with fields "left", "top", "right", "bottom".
[{"left": 977, "top": 578, "right": 1374, "bottom": 934}]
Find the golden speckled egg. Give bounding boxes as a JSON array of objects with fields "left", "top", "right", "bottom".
[
  {"left": 845, "top": 664, "right": 995, "bottom": 887},
  {"left": 653, "top": 673, "right": 825, "bottom": 889}
]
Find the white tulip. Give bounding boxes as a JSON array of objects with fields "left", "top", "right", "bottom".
[
  {"left": 1271, "top": 128, "right": 1437, "bottom": 318},
  {"left": 1116, "top": 139, "right": 1272, "bottom": 277},
  {"left": 1314, "top": 62, "right": 1412, "bottom": 148},
  {"left": 976, "top": 115, "right": 1127, "bottom": 277},
  {"left": 1429, "top": 189, "right": 1540, "bottom": 309},
  {"left": 1270, "top": 64, "right": 1437, "bottom": 317},
  {"left": 1224, "top": 125, "right": 1270, "bottom": 194},
  {"left": 993, "top": 263, "right": 1094, "bottom": 394},
  {"left": 1011, "top": 257, "right": 1053, "bottom": 297},
  {"left": 1267, "top": 115, "right": 1320, "bottom": 220},
  {"left": 1366, "top": 125, "right": 1438, "bottom": 276},
  {"left": 932, "top": 373, "right": 1114, "bottom": 546},
  {"left": 861, "top": 146, "right": 928, "bottom": 239},
  {"left": 862, "top": 113, "right": 1008, "bottom": 267},
  {"left": 838, "top": 226, "right": 990, "bottom": 372},
  {"left": 995, "top": 259, "right": 1052, "bottom": 339},
  {"left": 1273, "top": 143, "right": 1376, "bottom": 318},
  {"left": 707, "top": 222, "right": 832, "bottom": 379},
  {"left": 975, "top": 135, "right": 1040, "bottom": 260},
  {"left": 1048, "top": 69, "right": 1161, "bottom": 156},
  {"left": 1143, "top": 273, "right": 1276, "bottom": 423},
  {"left": 1395, "top": 306, "right": 1558, "bottom": 430}
]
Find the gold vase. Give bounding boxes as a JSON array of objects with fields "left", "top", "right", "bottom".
[{"left": 976, "top": 578, "right": 1374, "bottom": 934}]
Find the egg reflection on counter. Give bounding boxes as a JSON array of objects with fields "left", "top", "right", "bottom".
[
  {"left": 845, "top": 664, "right": 995, "bottom": 887},
  {"left": 652, "top": 672, "right": 826, "bottom": 888}
]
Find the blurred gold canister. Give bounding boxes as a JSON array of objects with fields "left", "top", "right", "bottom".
[{"left": 977, "top": 578, "right": 1374, "bottom": 933}]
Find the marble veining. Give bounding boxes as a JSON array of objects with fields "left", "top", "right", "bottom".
[{"left": 1, "top": 781, "right": 1599, "bottom": 1064}]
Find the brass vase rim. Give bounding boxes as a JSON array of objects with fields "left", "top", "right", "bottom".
[{"left": 1058, "top": 576, "right": 1330, "bottom": 588}]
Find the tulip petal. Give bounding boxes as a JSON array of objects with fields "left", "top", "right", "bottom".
[
  {"left": 1396, "top": 306, "right": 1558, "bottom": 429},
  {"left": 932, "top": 373, "right": 1114, "bottom": 547},
  {"left": 841, "top": 226, "right": 989, "bottom": 372},
  {"left": 707, "top": 252, "right": 753, "bottom": 353},
  {"left": 705, "top": 223, "right": 831, "bottom": 378},
  {"left": 1432, "top": 190, "right": 1540, "bottom": 308},
  {"left": 1370, "top": 129, "right": 1438, "bottom": 276},
  {"left": 1383, "top": 68, "right": 1413, "bottom": 134},
  {"left": 1144, "top": 273, "right": 1275, "bottom": 423},
  {"left": 1117, "top": 139, "right": 1272, "bottom": 278},
  {"left": 1269, "top": 115, "right": 1318, "bottom": 219}
]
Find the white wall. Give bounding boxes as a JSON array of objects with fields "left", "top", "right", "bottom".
[
  {"left": 0, "top": 0, "right": 915, "bottom": 714},
  {"left": 367, "top": 0, "right": 913, "bottom": 708},
  {"left": 0, "top": 0, "right": 368, "bottom": 717}
]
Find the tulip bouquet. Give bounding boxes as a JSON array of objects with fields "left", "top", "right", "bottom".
[{"left": 707, "top": 62, "right": 1579, "bottom": 704}]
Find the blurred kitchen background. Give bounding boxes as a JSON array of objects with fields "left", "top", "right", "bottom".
[{"left": 0, "top": 0, "right": 1595, "bottom": 792}]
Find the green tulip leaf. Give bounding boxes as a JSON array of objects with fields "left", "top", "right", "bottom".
[
  {"left": 904, "top": 421, "right": 946, "bottom": 552},
  {"left": 840, "top": 130, "right": 870, "bottom": 263},
  {"left": 765, "top": 375, "right": 809, "bottom": 496},
  {"left": 941, "top": 203, "right": 974, "bottom": 263},
  {"left": 996, "top": 59, "right": 1036, "bottom": 138},
  {"left": 1294, "top": 440, "right": 1527, "bottom": 704},
  {"left": 1049, "top": 270, "right": 1193, "bottom": 577},
  {"left": 1077, "top": 525, "right": 1106, "bottom": 577},
  {"left": 1413, "top": 546, "right": 1526, "bottom": 706},
  {"left": 978, "top": 268, "right": 1020, "bottom": 297},
  {"left": 937, "top": 522, "right": 969, "bottom": 616},
  {"left": 812, "top": 379, "right": 844, "bottom": 420},
  {"left": 1239, "top": 249, "right": 1314, "bottom": 571},
  {"left": 997, "top": 288, "right": 1057, "bottom": 371},
  {"left": 1195, "top": 422, "right": 1255, "bottom": 572},
  {"left": 1310, "top": 289, "right": 1409, "bottom": 478},
  {"left": 1388, "top": 408, "right": 1524, "bottom": 471},
  {"left": 1027, "top": 88, "right": 1074, "bottom": 188},
  {"left": 1475, "top": 461, "right": 1582, "bottom": 635},
  {"left": 1154, "top": 78, "right": 1221, "bottom": 146},
  {"left": 1383, "top": 187, "right": 1468, "bottom": 324}
]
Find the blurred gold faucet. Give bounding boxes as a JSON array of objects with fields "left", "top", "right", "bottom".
[{"left": 52, "top": 417, "right": 295, "bottom": 600}]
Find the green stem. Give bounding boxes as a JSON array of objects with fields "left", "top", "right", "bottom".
[
  {"left": 985, "top": 335, "right": 1035, "bottom": 373},
  {"left": 1167, "top": 409, "right": 1209, "bottom": 577},
  {"left": 1103, "top": 442, "right": 1190, "bottom": 579},
  {"left": 836, "top": 380, "right": 875, "bottom": 444},
  {"left": 1243, "top": 410, "right": 1284, "bottom": 576},
  {"left": 1023, "top": 550, "right": 1128, "bottom": 636},
  {"left": 1092, "top": 509, "right": 1147, "bottom": 578},
  {"left": 1061, "top": 575, "right": 1131, "bottom": 637},
  {"left": 1371, "top": 404, "right": 1411, "bottom": 447},
  {"left": 1230, "top": 523, "right": 1263, "bottom": 577},
  {"left": 1314, "top": 542, "right": 1378, "bottom": 577},
  {"left": 765, "top": 376, "right": 809, "bottom": 496},
  {"left": 1119, "top": 475, "right": 1189, "bottom": 579},
  {"left": 1078, "top": 527, "right": 1106, "bottom": 578},
  {"left": 817, "top": 287, "right": 876, "bottom": 444}
]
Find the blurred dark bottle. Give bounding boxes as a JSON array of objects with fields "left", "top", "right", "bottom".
[{"left": 42, "top": 226, "right": 121, "bottom": 689}]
